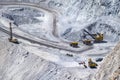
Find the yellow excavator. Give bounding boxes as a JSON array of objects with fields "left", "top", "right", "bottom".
[
  {"left": 8, "top": 22, "right": 19, "bottom": 44},
  {"left": 88, "top": 58, "right": 98, "bottom": 68},
  {"left": 83, "top": 29, "right": 103, "bottom": 42},
  {"left": 70, "top": 42, "right": 79, "bottom": 48}
]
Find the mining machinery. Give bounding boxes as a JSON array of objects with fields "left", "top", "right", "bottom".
[
  {"left": 70, "top": 42, "right": 79, "bottom": 48},
  {"left": 8, "top": 22, "right": 19, "bottom": 44},
  {"left": 82, "top": 39, "right": 92, "bottom": 45},
  {"left": 88, "top": 58, "right": 98, "bottom": 68},
  {"left": 83, "top": 29, "right": 103, "bottom": 42}
]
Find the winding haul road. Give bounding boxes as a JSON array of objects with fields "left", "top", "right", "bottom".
[
  {"left": 0, "top": 2, "right": 59, "bottom": 38},
  {"left": 0, "top": 2, "right": 93, "bottom": 53}
]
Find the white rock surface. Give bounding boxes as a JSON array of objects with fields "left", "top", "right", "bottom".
[
  {"left": 0, "top": 32, "right": 93, "bottom": 80},
  {"left": 0, "top": 40, "right": 83, "bottom": 80},
  {"left": 0, "top": 0, "right": 120, "bottom": 80}
]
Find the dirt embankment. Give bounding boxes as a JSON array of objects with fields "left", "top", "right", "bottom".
[{"left": 95, "top": 42, "right": 120, "bottom": 80}]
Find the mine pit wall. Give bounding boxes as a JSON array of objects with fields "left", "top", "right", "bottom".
[{"left": 95, "top": 42, "right": 120, "bottom": 80}]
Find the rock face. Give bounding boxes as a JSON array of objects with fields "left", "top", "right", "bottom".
[{"left": 95, "top": 42, "right": 120, "bottom": 80}]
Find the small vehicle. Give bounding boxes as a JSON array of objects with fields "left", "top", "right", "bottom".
[
  {"left": 96, "top": 58, "right": 103, "bottom": 62},
  {"left": 66, "top": 53, "right": 73, "bottom": 57},
  {"left": 79, "top": 62, "right": 87, "bottom": 68}
]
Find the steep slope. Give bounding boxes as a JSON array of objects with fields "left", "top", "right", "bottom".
[{"left": 95, "top": 42, "right": 120, "bottom": 80}]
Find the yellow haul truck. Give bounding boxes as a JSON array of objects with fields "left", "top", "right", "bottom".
[{"left": 70, "top": 42, "right": 79, "bottom": 48}]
